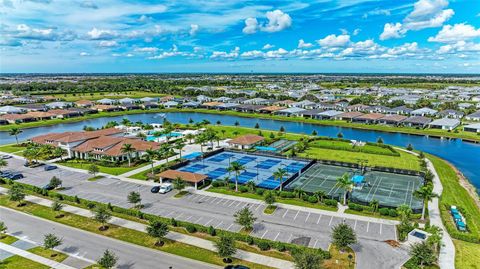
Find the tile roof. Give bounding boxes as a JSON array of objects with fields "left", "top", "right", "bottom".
[
  {"left": 157, "top": 170, "right": 208, "bottom": 183},
  {"left": 227, "top": 134, "right": 264, "bottom": 145}
]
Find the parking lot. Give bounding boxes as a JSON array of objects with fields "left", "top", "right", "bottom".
[{"left": 2, "top": 155, "right": 402, "bottom": 268}]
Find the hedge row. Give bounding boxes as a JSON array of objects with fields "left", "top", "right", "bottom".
[{"left": 2, "top": 179, "right": 331, "bottom": 258}]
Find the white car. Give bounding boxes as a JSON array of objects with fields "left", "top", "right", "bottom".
[{"left": 158, "top": 183, "right": 173, "bottom": 194}]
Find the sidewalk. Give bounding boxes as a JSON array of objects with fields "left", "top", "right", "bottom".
[
  {"left": 0, "top": 242, "right": 76, "bottom": 269},
  {"left": 0, "top": 187, "right": 294, "bottom": 269},
  {"left": 395, "top": 148, "right": 455, "bottom": 269},
  {"left": 194, "top": 188, "right": 400, "bottom": 225}
]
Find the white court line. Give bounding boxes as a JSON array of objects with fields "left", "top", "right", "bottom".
[
  {"left": 328, "top": 216, "right": 334, "bottom": 226},
  {"left": 354, "top": 220, "right": 357, "bottom": 230},
  {"left": 273, "top": 232, "right": 280, "bottom": 241},
  {"left": 215, "top": 221, "right": 224, "bottom": 228},
  {"left": 293, "top": 211, "right": 300, "bottom": 220},
  {"left": 282, "top": 209, "right": 289, "bottom": 218},
  {"left": 379, "top": 223, "right": 383, "bottom": 234},
  {"left": 226, "top": 223, "right": 234, "bottom": 231},
  {"left": 366, "top": 222, "right": 370, "bottom": 233},
  {"left": 261, "top": 230, "right": 269, "bottom": 239},
  {"left": 305, "top": 212, "right": 311, "bottom": 223},
  {"left": 204, "top": 219, "right": 213, "bottom": 226},
  {"left": 316, "top": 215, "right": 322, "bottom": 224}
]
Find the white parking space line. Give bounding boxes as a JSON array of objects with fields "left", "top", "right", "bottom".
[
  {"left": 367, "top": 221, "right": 370, "bottom": 233},
  {"left": 222, "top": 199, "right": 231, "bottom": 206},
  {"left": 215, "top": 198, "right": 224, "bottom": 204},
  {"left": 354, "top": 220, "right": 357, "bottom": 230},
  {"left": 380, "top": 223, "right": 382, "bottom": 234},
  {"left": 282, "top": 209, "right": 289, "bottom": 218},
  {"left": 228, "top": 200, "right": 236, "bottom": 207},
  {"left": 226, "top": 223, "right": 234, "bottom": 231},
  {"left": 305, "top": 212, "right": 311, "bottom": 223},
  {"left": 185, "top": 216, "right": 193, "bottom": 222},
  {"left": 215, "top": 221, "right": 223, "bottom": 228},
  {"left": 287, "top": 234, "right": 293, "bottom": 243},
  {"left": 260, "top": 230, "right": 269, "bottom": 239},
  {"left": 176, "top": 213, "right": 184, "bottom": 219},
  {"left": 313, "top": 239, "right": 318, "bottom": 248},
  {"left": 205, "top": 219, "right": 213, "bottom": 226},
  {"left": 328, "top": 216, "right": 334, "bottom": 226},
  {"left": 254, "top": 204, "right": 262, "bottom": 211},
  {"left": 317, "top": 215, "right": 322, "bottom": 224},
  {"left": 234, "top": 201, "right": 242, "bottom": 207},
  {"left": 210, "top": 197, "right": 218, "bottom": 204},
  {"left": 165, "top": 211, "right": 176, "bottom": 218},
  {"left": 273, "top": 232, "right": 280, "bottom": 241},
  {"left": 293, "top": 211, "right": 300, "bottom": 221}
]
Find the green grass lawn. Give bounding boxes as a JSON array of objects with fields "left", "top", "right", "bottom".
[
  {"left": 28, "top": 247, "right": 68, "bottom": 263},
  {"left": 324, "top": 245, "right": 355, "bottom": 269},
  {"left": 0, "top": 255, "right": 49, "bottom": 269},
  {"left": 0, "top": 195, "right": 274, "bottom": 269},
  {"left": 454, "top": 239, "right": 480, "bottom": 269},
  {"left": 0, "top": 144, "right": 27, "bottom": 153},
  {"left": 298, "top": 146, "right": 421, "bottom": 171},
  {"left": 308, "top": 139, "right": 398, "bottom": 156},
  {"left": 207, "top": 186, "right": 338, "bottom": 211},
  {"left": 0, "top": 234, "right": 18, "bottom": 245},
  {"left": 57, "top": 160, "right": 148, "bottom": 176},
  {"left": 49, "top": 91, "right": 168, "bottom": 102},
  {"left": 263, "top": 205, "right": 277, "bottom": 214},
  {"left": 426, "top": 154, "right": 480, "bottom": 243}
]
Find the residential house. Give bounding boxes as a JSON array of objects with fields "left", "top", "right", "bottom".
[
  {"left": 96, "top": 98, "right": 116, "bottom": 105},
  {"left": 46, "top": 102, "right": 72, "bottom": 109},
  {"left": 299, "top": 109, "right": 324, "bottom": 119},
  {"left": 163, "top": 101, "right": 179, "bottom": 108},
  {"left": 141, "top": 102, "right": 159, "bottom": 109},
  {"left": 352, "top": 113, "right": 385, "bottom": 124},
  {"left": 182, "top": 101, "right": 201, "bottom": 108},
  {"left": 75, "top": 100, "right": 94, "bottom": 108},
  {"left": 259, "top": 106, "right": 284, "bottom": 114},
  {"left": 403, "top": 116, "right": 432, "bottom": 128},
  {"left": 378, "top": 115, "right": 408, "bottom": 126},
  {"left": 335, "top": 111, "right": 364, "bottom": 121},
  {"left": 428, "top": 118, "right": 460, "bottom": 131},
  {"left": 464, "top": 123, "right": 480, "bottom": 133},
  {"left": 0, "top": 106, "right": 25, "bottom": 114},
  {"left": 291, "top": 100, "right": 317, "bottom": 109},
  {"left": 465, "top": 111, "right": 480, "bottom": 121},
  {"left": 437, "top": 109, "right": 464, "bottom": 119},
  {"left": 317, "top": 110, "right": 343, "bottom": 119},
  {"left": 93, "top": 105, "right": 122, "bottom": 112},
  {"left": 234, "top": 104, "right": 265, "bottom": 113},
  {"left": 411, "top": 107, "right": 438, "bottom": 117},
  {"left": 276, "top": 107, "right": 306, "bottom": 116},
  {"left": 48, "top": 109, "right": 81, "bottom": 118},
  {"left": 118, "top": 98, "right": 136, "bottom": 105},
  {"left": 346, "top": 104, "right": 370, "bottom": 112},
  {"left": 139, "top": 97, "right": 159, "bottom": 103},
  {"left": 385, "top": 106, "right": 413, "bottom": 115}
]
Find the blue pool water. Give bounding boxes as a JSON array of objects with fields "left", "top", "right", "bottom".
[
  {"left": 146, "top": 131, "right": 183, "bottom": 141},
  {"left": 0, "top": 111, "right": 479, "bottom": 193}
]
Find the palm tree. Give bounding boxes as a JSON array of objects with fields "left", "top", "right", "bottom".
[
  {"left": 120, "top": 143, "right": 135, "bottom": 167},
  {"left": 336, "top": 173, "right": 353, "bottom": 206},
  {"left": 414, "top": 183, "right": 437, "bottom": 220},
  {"left": 159, "top": 143, "right": 173, "bottom": 163},
  {"left": 143, "top": 149, "right": 158, "bottom": 176},
  {"left": 185, "top": 133, "right": 195, "bottom": 144},
  {"left": 227, "top": 161, "right": 245, "bottom": 192},
  {"left": 397, "top": 204, "right": 413, "bottom": 222},
  {"left": 369, "top": 199, "right": 379, "bottom": 213},
  {"left": 273, "top": 168, "right": 288, "bottom": 191},
  {"left": 314, "top": 190, "right": 327, "bottom": 203},
  {"left": 174, "top": 140, "right": 186, "bottom": 159},
  {"left": 194, "top": 135, "right": 206, "bottom": 153},
  {"left": 9, "top": 128, "right": 23, "bottom": 145}
]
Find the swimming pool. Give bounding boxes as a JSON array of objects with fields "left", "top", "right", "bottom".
[{"left": 146, "top": 132, "right": 183, "bottom": 141}]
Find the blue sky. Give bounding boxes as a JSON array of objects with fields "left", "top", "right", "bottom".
[{"left": 1, "top": 0, "right": 479, "bottom": 73}]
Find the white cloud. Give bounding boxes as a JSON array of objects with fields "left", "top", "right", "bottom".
[
  {"left": 378, "top": 0, "right": 453, "bottom": 40},
  {"left": 98, "top": 40, "right": 118, "bottom": 47},
  {"left": 297, "top": 39, "right": 313, "bottom": 48},
  {"left": 13, "top": 24, "right": 75, "bottom": 41},
  {"left": 428, "top": 23, "right": 480, "bottom": 43},
  {"left": 262, "top": 44, "right": 274, "bottom": 50},
  {"left": 380, "top": 23, "right": 405, "bottom": 40},
  {"left": 242, "top": 10, "right": 291, "bottom": 34},
  {"left": 353, "top": 29, "right": 361, "bottom": 36},
  {"left": 362, "top": 8, "right": 391, "bottom": 19},
  {"left": 262, "top": 10, "right": 292, "bottom": 33},
  {"left": 189, "top": 24, "right": 199, "bottom": 36},
  {"left": 134, "top": 47, "right": 159, "bottom": 53},
  {"left": 436, "top": 41, "right": 480, "bottom": 54},
  {"left": 242, "top": 17, "right": 258, "bottom": 34},
  {"left": 317, "top": 34, "right": 350, "bottom": 47},
  {"left": 87, "top": 27, "right": 117, "bottom": 40},
  {"left": 79, "top": 52, "right": 90, "bottom": 56},
  {"left": 210, "top": 46, "right": 240, "bottom": 59}
]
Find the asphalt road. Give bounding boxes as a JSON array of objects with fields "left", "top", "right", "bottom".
[{"left": 0, "top": 207, "right": 220, "bottom": 269}]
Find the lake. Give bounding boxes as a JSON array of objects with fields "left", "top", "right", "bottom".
[{"left": 1, "top": 111, "right": 479, "bottom": 193}]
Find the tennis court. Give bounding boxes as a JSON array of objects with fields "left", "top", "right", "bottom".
[
  {"left": 350, "top": 171, "right": 424, "bottom": 212},
  {"left": 285, "top": 163, "right": 357, "bottom": 198},
  {"left": 269, "top": 139, "right": 298, "bottom": 152},
  {"left": 177, "top": 151, "right": 310, "bottom": 189}
]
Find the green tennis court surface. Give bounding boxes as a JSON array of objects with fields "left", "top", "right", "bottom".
[{"left": 286, "top": 163, "right": 424, "bottom": 211}]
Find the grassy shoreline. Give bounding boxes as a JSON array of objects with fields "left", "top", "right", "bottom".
[{"left": 1, "top": 107, "right": 479, "bottom": 143}]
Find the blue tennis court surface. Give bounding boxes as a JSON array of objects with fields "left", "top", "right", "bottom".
[
  {"left": 175, "top": 151, "right": 310, "bottom": 189},
  {"left": 183, "top": 152, "right": 202, "bottom": 160}
]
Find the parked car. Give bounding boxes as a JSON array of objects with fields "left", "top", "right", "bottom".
[
  {"left": 44, "top": 164, "right": 57, "bottom": 171},
  {"left": 42, "top": 184, "right": 55, "bottom": 191},
  {"left": 158, "top": 183, "right": 173, "bottom": 194},
  {"left": 0, "top": 154, "right": 12, "bottom": 159},
  {"left": 6, "top": 172, "right": 24, "bottom": 180},
  {"left": 150, "top": 186, "right": 161, "bottom": 193}
]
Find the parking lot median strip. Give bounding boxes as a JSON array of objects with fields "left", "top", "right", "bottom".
[
  {"left": 0, "top": 187, "right": 293, "bottom": 269},
  {"left": 0, "top": 241, "right": 75, "bottom": 269}
]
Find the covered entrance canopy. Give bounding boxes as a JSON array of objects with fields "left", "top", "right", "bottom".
[{"left": 157, "top": 169, "right": 208, "bottom": 189}]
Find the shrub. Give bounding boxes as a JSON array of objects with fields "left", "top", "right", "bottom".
[
  {"left": 324, "top": 199, "right": 338, "bottom": 207},
  {"left": 228, "top": 183, "right": 236, "bottom": 190},
  {"left": 208, "top": 226, "right": 216, "bottom": 236},
  {"left": 379, "top": 208, "right": 390, "bottom": 216},
  {"left": 239, "top": 186, "right": 248, "bottom": 193},
  {"left": 308, "top": 196, "right": 318, "bottom": 203},
  {"left": 302, "top": 195, "right": 310, "bottom": 202},
  {"left": 86, "top": 202, "right": 96, "bottom": 209},
  {"left": 257, "top": 241, "right": 270, "bottom": 251},
  {"left": 255, "top": 189, "right": 265, "bottom": 196},
  {"left": 171, "top": 218, "right": 178, "bottom": 227},
  {"left": 275, "top": 243, "right": 287, "bottom": 252},
  {"left": 212, "top": 181, "right": 222, "bottom": 187},
  {"left": 388, "top": 209, "right": 398, "bottom": 217},
  {"left": 246, "top": 236, "right": 254, "bottom": 245},
  {"left": 186, "top": 224, "right": 197, "bottom": 233}
]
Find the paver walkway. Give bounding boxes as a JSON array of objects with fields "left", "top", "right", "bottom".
[
  {"left": 396, "top": 148, "right": 455, "bottom": 269},
  {"left": 0, "top": 241, "right": 76, "bottom": 269},
  {"left": 0, "top": 187, "right": 294, "bottom": 269}
]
